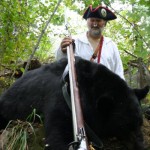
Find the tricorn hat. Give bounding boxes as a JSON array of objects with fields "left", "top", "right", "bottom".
[{"left": 83, "top": 5, "right": 117, "bottom": 21}]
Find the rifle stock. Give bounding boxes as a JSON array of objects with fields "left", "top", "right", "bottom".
[{"left": 67, "top": 44, "right": 89, "bottom": 150}]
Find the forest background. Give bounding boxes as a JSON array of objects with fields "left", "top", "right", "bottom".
[
  {"left": 0, "top": 0, "right": 150, "bottom": 90},
  {"left": 0, "top": 0, "right": 150, "bottom": 149}
]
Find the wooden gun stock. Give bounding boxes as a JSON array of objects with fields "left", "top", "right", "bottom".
[{"left": 67, "top": 44, "right": 89, "bottom": 150}]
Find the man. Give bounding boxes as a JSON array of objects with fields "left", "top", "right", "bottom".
[{"left": 55, "top": 5, "right": 125, "bottom": 79}]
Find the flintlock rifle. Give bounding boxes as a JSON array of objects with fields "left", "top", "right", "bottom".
[
  {"left": 64, "top": 8, "right": 89, "bottom": 149},
  {"left": 66, "top": 40, "right": 89, "bottom": 150}
]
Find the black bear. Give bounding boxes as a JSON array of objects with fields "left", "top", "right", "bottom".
[{"left": 0, "top": 57, "right": 149, "bottom": 150}]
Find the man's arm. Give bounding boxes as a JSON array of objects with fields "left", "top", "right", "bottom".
[
  {"left": 55, "top": 46, "right": 67, "bottom": 60},
  {"left": 112, "top": 42, "right": 125, "bottom": 80}
]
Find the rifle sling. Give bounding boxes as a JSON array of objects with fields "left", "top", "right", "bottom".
[
  {"left": 90, "top": 35, "right": 104, "bottom": 63},
  {"left": 62, "top": 68, "right": 103, "bottom": 149}
]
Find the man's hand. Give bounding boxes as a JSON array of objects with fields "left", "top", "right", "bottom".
[{"left": 60, "top": 37, "right": 74, "bottom": 53}]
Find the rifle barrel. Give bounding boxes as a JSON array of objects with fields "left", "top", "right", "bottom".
[{"left": 67, "top": 44, "right": 89, "bottom": 150}]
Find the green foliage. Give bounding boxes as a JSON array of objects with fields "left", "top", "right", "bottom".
[
  {"left": 0, "top": 0, "right": 55, "bottom": 70},
  {"left": 26, "top": 109, "right": 43, "bottom": 124},
  {"left": 0, "top": 0, "right": 149, "bottom": 83},
  {"left": 104, "top": 0, "right": 150, "bottom": 70}
]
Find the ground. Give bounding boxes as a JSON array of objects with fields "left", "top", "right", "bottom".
[{"left": 0, "top": 117, "right": 150, "bottom": 150}]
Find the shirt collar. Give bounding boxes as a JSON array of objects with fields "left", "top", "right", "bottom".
[
  {"left": 76, "top": 32, "right": 89, "bottom": 44},
  {"left": 76, "top": 32, "right": 112, "bottom": 44}
]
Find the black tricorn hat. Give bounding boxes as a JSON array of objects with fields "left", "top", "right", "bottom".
[{"left": 83, "top": 5, "right": 117, "bottom": 21}]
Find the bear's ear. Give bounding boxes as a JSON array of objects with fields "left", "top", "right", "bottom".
[{"left": 134, "top": 86, "right": 149, "bottom": 101}]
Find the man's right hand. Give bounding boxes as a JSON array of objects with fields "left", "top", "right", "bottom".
[{"left": 60, "top": 37, "right": 73, "bottom": 53}]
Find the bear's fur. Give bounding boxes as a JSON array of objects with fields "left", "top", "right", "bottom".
[{"left": 0, "top": 57, "right": 149, "bottom": 150}]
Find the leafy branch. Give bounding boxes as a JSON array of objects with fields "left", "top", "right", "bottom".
[
  {"left": 23, "top": 0, "right": 62, "bottom": 74},
  {"left": 105, "top": 1, "right": 150, "bottom": 49}
]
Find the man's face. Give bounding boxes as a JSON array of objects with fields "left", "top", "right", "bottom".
[{"left": 87, "top": 18, "right": 106, "bottom": 37}]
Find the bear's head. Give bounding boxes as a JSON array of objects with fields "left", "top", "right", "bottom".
[{"left": 75, "top": 57, "right": 149, "bottom": 139}]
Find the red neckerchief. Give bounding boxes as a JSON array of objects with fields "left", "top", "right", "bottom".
[{"left": 90, "top": 35, "right": 104, "bottom": 63}]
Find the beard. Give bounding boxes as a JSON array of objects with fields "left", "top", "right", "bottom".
[{"left": 89, "top": 27, "right": 104, "bottom": 37}]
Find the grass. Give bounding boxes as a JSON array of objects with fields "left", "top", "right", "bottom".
[
  {"left": 0, "top": 109, "right": 44, "bottom": 150},
  {"left": 1, "top": 120, "right": 35, "bottom": 150}
]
